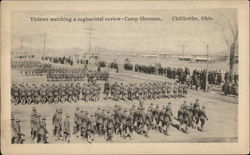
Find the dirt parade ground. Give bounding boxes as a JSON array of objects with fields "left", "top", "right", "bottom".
[{"left": 11, "top": 69, "right": 238, "bottom": 143}]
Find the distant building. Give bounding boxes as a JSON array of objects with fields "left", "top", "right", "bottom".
[
  {"left": 178, "top": 56, "right": 193, "bottom": 61},
  {"left": 194, "top": 57, "right": 215, "bottom": 63}
]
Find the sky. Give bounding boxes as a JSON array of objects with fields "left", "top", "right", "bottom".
[{"left": 11, "top": 9, "right": 237, "bottom": 55}]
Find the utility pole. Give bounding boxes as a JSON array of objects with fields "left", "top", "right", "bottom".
[
  {"left": 84, "top": 28, "right": 97, "bottom": 55},
  {"left": 205, "top": 44, "right": 209, "bottom": 92},
  {"left": 182, "top": 45, "right": 185, "bottom": 59},
  {"left": 43, "top": 32, "right": 46, "bottom": 57}
]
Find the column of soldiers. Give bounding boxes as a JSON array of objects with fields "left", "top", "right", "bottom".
[
  {"left": 46, "top": 67, "right": 87, "bottom": 82},
  {"left": 11, "top": 60, "right": 51, "bottom": 69},
  {"left": 46, "top": 69, "right": 109, "bottom": 82},
  {"left": 11, "top": 81, "right": 102, "bottom": 105},
  {"left": 176, "top": 99, "right": 208, "bottom": 133},
  {"left": 70, "top": 99, "right": 208, "bottom": 143},
  {"left": 103, "top": 81, "right": 188, "bottom": 101},
  {"left": 12, "top": 98, "right": 208, "bottom": 144}
]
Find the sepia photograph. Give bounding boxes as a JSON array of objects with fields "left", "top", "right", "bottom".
[
  {"left": 1, "top": 1, "right": 249, "bottom": 154},
  {"left": 10, "top": 9, "right": 239, "bottom": 144}
]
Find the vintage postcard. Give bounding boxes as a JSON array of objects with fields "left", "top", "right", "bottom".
[{"left": 1, "top": 0, "right": 249, "bottom": 154}]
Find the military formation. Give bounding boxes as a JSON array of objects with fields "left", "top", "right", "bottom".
[
  {"left": 103, "top": 81, "right": 188, "bottom": 101},
  {"left": 12, "top": 60, "right": 52, "bottom": 69},
  {"left": 11, "top": 81, "right": 102, "bottom": 105},
  {"left": 11, "top": 99, "right": 208, "bottom": 143}
]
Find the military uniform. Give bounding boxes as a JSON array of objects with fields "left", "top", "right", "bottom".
[
  {"left": 63, "top": 114, "right": 71, "bottom": 143},
  {"left": 37, "top": 116, "right": 48, "bottom": 143},
  {"left": 199, "top": 106, "right": 208, "bottom": 131}
]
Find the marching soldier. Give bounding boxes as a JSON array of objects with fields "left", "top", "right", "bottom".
[
  {"left": 63, "top": 114, "right": 71, "bottom": 143},
  {"left": 127, "top": 107, "right": 134, "bottom": 138},
  {"left": 73, "top": 106, "right": 80, "bottom": 136},
  {"left": 158, "top": 106, "right": 165, "bottom": 133},
  {"left": 177, "top": 105, "right": 184, "bottom": 131},
  {"left": 11, "top": 116, "right": 16, "bottom": 144},
  {"left": 193, "top": 100, "right": 200, "bottom": 129},
  {"left": 106, "top": 111, "right": 115, "bottom": 141},
  {"left": 103, "top": 80, "right": 110, "bottom": 99},
  {"left": 53, "top": 109, "right": 63, "bottom": 140},
  {"left": 32, "top": 113, "right": 41, "bottom": 142},
  {"left": 30, "top": 107, "right": 37, "bottom": 139},
  {"left": 37, "top": 116, "right": 48, "bottom": 143},
  {"left": 199, "top": 106, "right": 208, "bottom": 131},
  {"left": 13, "top": 119, "right": 25, "bottom": 144},
  {"left": 81, "top": 111, "right": 89, "bottom": 139},
  {"left": 114, "top": 106, "right": 122, "bottom": 135},
  {"left": 121, "top": 109, "right": 129, "bottom": 139},
  {"left": 163, "top": 106, "right": 172, "bottom": 136},
  {"left": 87, "top": 114, "right": 95, "bottom": 143},
  {"left": 145, "top": 108, "right": 153, "bottom": 137}
]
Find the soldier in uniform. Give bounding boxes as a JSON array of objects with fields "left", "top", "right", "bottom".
[
  {"left": 103, "top": 80, "right": 110, "bottom": 99},
  {"left": 183, "top": 105, "right": 191, "bottom": 133},
  {"left": 145, "top": 108, "right": 153, "bottom": 137},
  {"left": 60, "top": 84, "right": 67, "bottom": 103},
  {"left": 95, "top": 107, "right": 101, "bottom": 135},
  {"left": 127, "top": 84, "right": 132, "bottom": 100},
  {"left": 96, "top": 83, "right": 101, "bottom": 101},
  {"left": 161, "top": 82, "right": 167, "bottom": 98},
  {"left": 158, "top": 106, "right": 166, "bottom": 133},
  {"left": 166, "top": 83, "right": 172, "bottom": 99},
  {"left": 193, "top": 100, "right": 200, "bottom": 129},
  {"left": 53, "top": 84, "right": 60, "bottom": 104},
  {"left": 121, "top": 109, "right": 129, "bottom": 139},
  {"left": 148, "top": 83, "right": 154, "bottom": 99},
  {"left": 40, "top": 84, "right": 47, "bottom": 104},
  {"left": 52, "top": 109, "right": 58, "bottom": 136},
  {"left": 198, "top": 106, "right": 208, "bottom": 131},
  {"left": 114, "top": 106, "right": 122, "bottom": 135},
  {"left": 97, "top": 109, "right": 105, "bottom": 136},
  {"left": 81, "top": 111, "right": 89, "bottom": 139},
  {"left": 87, "top": 114, "right": 95, "bottom": 143},
  {"left": 37, "top": 116, "right": 48, "bottom": 143},
  {"left": 33, "top": 113, "right": 41, "bottom": 141},
  {"left": 173, "top": 83, "right": 178, "bottom": 98},
  {"left": 30, "top": 107, "right": 37, "bottom": 139},
  {"left": 20, "top": 85, "right": 26, "bottom": 105},
  {"left": 63, "top": 114, "right": 71, "bottom": 143},
  {"left": 85, "top": 84, "right": 90, "bottom": 102},
  {"left": 138, "top": 107, "right": 146, "bottom": 136},
  {"left": 26, "top": 86, "right": 33, "bottom": 104},
  {"left": 13, "top": 119, "right": 25, "bottom": 144},
  {"left": 106, "top": 110, "right": 115, "bottom": 141},
  {"left": 177, "top": 105, "right": 184, "bottom": 131},
  {"left": 163, "top": 106, "right": 172, "bottom": 136},
  {"left": 54, "top": 109, "right": 63, "bottom": 140},
  {"left": 11, "top": 116, "right": 16, "bottom": 143},
  {"left": 152, "top": 104, "right": 160, "bottom": 130},
  {"left": 127, "top": 107, "right": 135, "bottom": 138},
  {"left": 183, "top": 84, "right": 188, "bottom": 97},
  {"left": 73, "top": 106, "right": 80, "bottom": 136},
  {"left": 47, "top": 84, "right": 54, "bottom": 104},
  {"left": 178, "top": 84, "right": 183, "bottom": 97},
  {"left": 68, "top": 84, "right": 74, "bottom": 103},
  {"left": 33, "top": 85, "right": 40, "bottom": 104}
]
